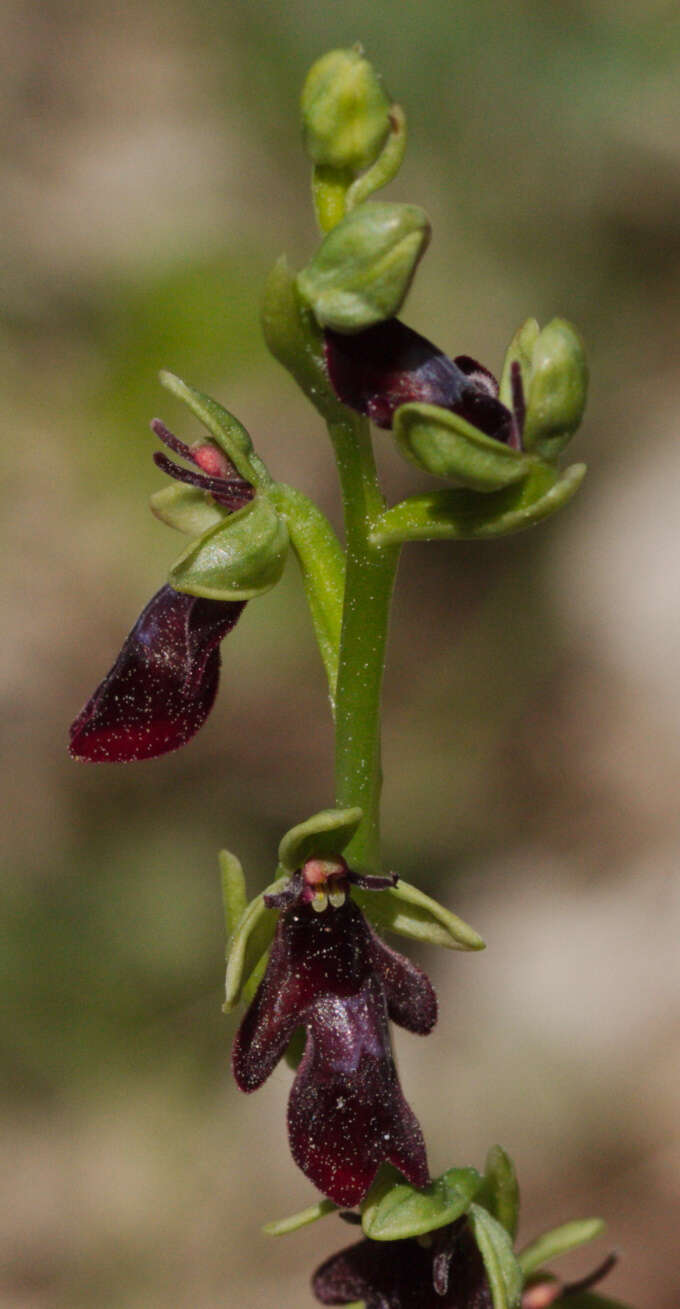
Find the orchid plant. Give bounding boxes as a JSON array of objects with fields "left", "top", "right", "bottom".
[{"left": 69, "top": 45, "right": 631, "bottom": 1309}]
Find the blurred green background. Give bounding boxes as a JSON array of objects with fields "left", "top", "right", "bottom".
[{"left": 3, "top": 1, "right": 680, "bottom": 1304}]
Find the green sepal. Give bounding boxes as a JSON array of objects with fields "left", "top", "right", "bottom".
[
  {"left": 360, "top": 1164, "right": 482, "bottom": 1241},
  {"left": 223, "top": 876, "right": 287, "bottom": 1011},
  {"left": 518, "top": 1218, "right": 605, "bottom": 1278},
  {"left": 150, "top": 484, "right": 229, "bottom": 537},
  {"left": 477, "top": 1146, "right": 520, "bottom": 1240},
  {"left": 499, "top": 318, "right": 540, "bottom": 411},
  {"left": 261, "top": 256, "right": 348, "bottom": 424},
  {"left": 262, "top": 1196, "right": 338, "bottom": 1238},
  {"left": 168, "top": 495, "right": 289, "bottom": 601},
  {"left": 219, "top": 850, "right": 248, "bottom": 946},
  {"left": 158, "top": 370, "right": 265, "bottom": 485},
  {"left": 521, "top": 318, "right": 588, "bottom": 459},
  {"left": 278, "top": 806, "right": 364, "bottom": 874},
  {"left": 468, "top": 1203, "right": 522, "bottom": 1309},
  {"left": 393, "top": 402, "right": 532, "bottom": 491},
  {"left": 297, "top": 201, "right": 430, "bottom": 333},
  {"left": 354, "top": 877, "right": 485, "bottom": 952},
  {"left": 369, "top": 461, "right": 586, "bottom": 546}
]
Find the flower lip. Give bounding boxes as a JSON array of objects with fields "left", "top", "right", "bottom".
[
  {"left": 151, "top": 418, "right": 254, "bottom": 509},
  {"left": 324, "top": 318, "right": 516, "bottom": 445},
  {"left": 232, "top": 873, "right": 436, "bottom": 1206},
  {"left": 312, "top": 1219, "right": 491, "bottom": 1308},
  {"left": 69, "top": 584, "right": 245, "bottom": 762}
]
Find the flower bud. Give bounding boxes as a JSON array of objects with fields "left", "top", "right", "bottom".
[
  {"left": 297, "top": 201, "right": 430, "bottom": 333},
  {"left": 301, "top": 47, "right": 392, "bottom": 173},
  {"left": 522, "top": 318, "right": 588, "bottom": 458}
]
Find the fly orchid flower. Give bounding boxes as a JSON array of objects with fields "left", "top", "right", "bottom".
[
  {"left": 68, "top": 422, "right": 254, "bottom": 762},
  {"left": 232, "top": 856, "right": 437, "bottom": 1207},
  {"left": 324, "top": 318, "right": 519, "bottom": 445}
]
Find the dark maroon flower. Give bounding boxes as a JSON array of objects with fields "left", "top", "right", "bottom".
[
  {"left": 324, "top": 318, "right": 518, "bottom": 446},
  {"left": 313, "top": 1219, "right": 492, "bottom": 1308},
  {"left": 232, "top": 858, "right": 436, "bottom": 1207},
  {"left": 69, "top": 584, "right": 245, "bottom": 762},
  {"left": 69, "top": 422, "right": 254, "bottom": 763}
]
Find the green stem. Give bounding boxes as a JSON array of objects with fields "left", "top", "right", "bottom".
[{"left": 329, "top": 413, "right": 399, "bottom": 873}]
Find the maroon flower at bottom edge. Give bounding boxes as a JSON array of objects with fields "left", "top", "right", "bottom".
[
  {"left": 232, "top": 861, "right": 437, "bottom": 1207},
  {"left": 313, "top": 1220, "right": 492, "bottom": 1308},
  {"left": 69, "top": 584, "right": 245, "bottom": 762},
  {"left": 324, "top": 318, "right": 517, "bottom": 445}
]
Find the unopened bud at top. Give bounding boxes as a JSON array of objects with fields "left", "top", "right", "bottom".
[{"left": 301, "top": 46, "right": 392, "bottom": 174}]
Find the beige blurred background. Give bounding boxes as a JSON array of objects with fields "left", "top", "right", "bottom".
[{"left": 3, "top": 1, "right": 680, "bottom": 1305}]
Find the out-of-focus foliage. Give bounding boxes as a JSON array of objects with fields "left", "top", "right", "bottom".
[{"left": 2, "top": 1, "right": 680, "bottom": 1305}]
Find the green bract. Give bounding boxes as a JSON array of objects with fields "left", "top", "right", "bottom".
[
  {"left": 168, "top": 494, "right": 289, "bottom": 601},
  {"left": 297, "top": 201, "right": 430, "bottom": 332},
  {"left": 301, "top": 47, "right": 392, "bottom": 174},
  {"left": 353, "top": 876, "right": 485, "bottom": 951},
  {"left": 393, "top": 402, "right": 532, "bottom": 491},
  {"left": 370, "top": 461, "right": 586, "bottom": 546},
  {"left": 361, "top": 1164, "right": 482, "bottom": 1240},
  {"left": 278, "top": 806, "right": 363, "bottom": 873}
]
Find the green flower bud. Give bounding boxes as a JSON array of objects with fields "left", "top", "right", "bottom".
[
  {"left": 522, "top": 317, "right": 588, "bottom": 458},
  {"left": 297, "top": 200, "right": 430, "bottom": 333},
  {"left": 301, "top": 47, "right": 392, "bottom": 174}
]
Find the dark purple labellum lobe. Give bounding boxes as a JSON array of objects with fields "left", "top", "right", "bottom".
[
  {"left": 232, "top": 895, "right": 435, "bottom": 1207},
  {"left": 324, "top": 319, "right": 513, "bottom": 442},
  {"left": 69, "top": 584, "right": 245, "bottom": 762},
  {"left": 312, "top": 1222, "right": 492, "bottom": 1308}
]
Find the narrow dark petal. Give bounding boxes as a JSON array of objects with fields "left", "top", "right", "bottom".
[
  {"left": 346, "top": 870, "right": 398, "bottom": 891},
  {"left": 232, "top": 918, "right": 308, "bottom": 1093},
  {"left": 151, "top": 417, "right": 196, "bottom": 462},
  {"left": 69, "top": 585, "right": 245, "bottom": 762},
  {"left": 369, "top": 928, "right": 438, "bottom": 1035},
  {"left": 288, "top": 975, "right": 429, "bottom": 1205},
  {"left": 152, "top": 451, "right": 253, "bottom": 508},
  {"left": 324, "top": 319, "right": 513, "bottom": 441}
]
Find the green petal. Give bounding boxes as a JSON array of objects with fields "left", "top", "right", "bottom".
[
  {"left": 361, "top": 1165, "right": 482, "bottom": 1240},
  {"left": 278, "top": 806, "right": 363, "bottom": 874},
  {"left": 297, "top": 201, "right": 430, "bottom": 332},
  {"left": 468, "top": 1203, "right": 522, "bottom": 1309},
  {"left": 263, "top": 1196, "right": 338, "bottom": 1237},
  {"left": 223, "top": 877, "right": 287, "bottom": 1012},
  {"left": 518, "top": 1218, "right": 605, "bottom": 1278},
  {"left": 169, "top": 495, "right": 289, "bottom": 601},
  {"left": 354, "top": 877, "right": 485, "bottom": 951},
  {"left": 150, "top": 484, "right": 229, "bottom": 537},
  {"left": 369, "top": 461, "right": 586, "bottom": 546},
  {"left": 393, "top": 402, "right": 531, "bottom": 491},
  {"left": 219, "top": 849, "right": 247, "bottom": 946}
]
